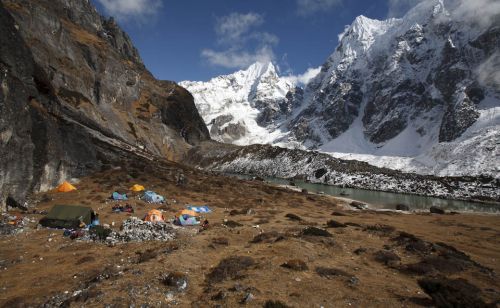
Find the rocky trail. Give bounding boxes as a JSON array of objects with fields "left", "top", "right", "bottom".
[{"left": 0, "top": 162, "right": 499, "bottom": 307}]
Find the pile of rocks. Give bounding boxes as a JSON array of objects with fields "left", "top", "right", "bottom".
[{"left": 105, "top": 217, "right": 176, "bottom": 244}]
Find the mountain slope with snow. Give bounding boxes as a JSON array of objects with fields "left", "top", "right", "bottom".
[
  {"left": 180, "top": 62, "right": 301, "bottom": 145},
  {"left": 182, "top": 0, "right": 499, "bottom": 178}
]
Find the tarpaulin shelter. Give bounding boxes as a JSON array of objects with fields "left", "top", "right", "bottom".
[
  {"left": 186, "top": 205, "right": 212, "bottom": 213},
  {"left": 57, "top": 181, "right": 76, "bottom": 192},
  {"left": 39, "top": 205, "right": 95, "bottom": 229}
]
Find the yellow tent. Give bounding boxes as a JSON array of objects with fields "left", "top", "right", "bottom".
[
  {"left": 129, "top": 184, "right": 145, "bottom": 192},
  {"left": 144, "top": 209, "right": 164, "bottom": 223},
  {"left": 57, "top": 181, "right": 77, "bottom": 192}
]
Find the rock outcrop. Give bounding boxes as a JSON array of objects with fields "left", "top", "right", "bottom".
[{"left": 0, "top": 0, "right": 210, "bottom": 209}]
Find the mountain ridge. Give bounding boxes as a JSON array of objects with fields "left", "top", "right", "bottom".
[{"left": 181, "top": 0, "right": 499, "bottom": 178}]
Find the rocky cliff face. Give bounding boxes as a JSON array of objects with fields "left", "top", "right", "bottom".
[{"left": 0, "top": 0, "right": 210, "bottom": 209}]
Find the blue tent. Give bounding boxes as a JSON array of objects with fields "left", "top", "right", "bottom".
[
  {"left": 142, "top": 191, "right": 165, "bottom": 203},
  {"left": 111, "top": 192, "right": 127, "bottom": 200}
]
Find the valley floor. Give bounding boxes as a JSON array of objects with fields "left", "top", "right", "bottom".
[{"left": 0, "top": 165, "right": 499, "bottom": 307}]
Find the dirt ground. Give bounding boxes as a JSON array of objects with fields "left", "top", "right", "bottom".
[{"left": 0, "top": 164, "right": 499, "bottom": 307}]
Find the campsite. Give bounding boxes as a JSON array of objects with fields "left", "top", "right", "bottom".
[{"left": 0, "top": 162, "right": 499, "bottom": 307}]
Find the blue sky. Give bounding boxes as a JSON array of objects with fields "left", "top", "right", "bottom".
[{"left": 91, "top": 0, "right": 421, "bottom": 82}]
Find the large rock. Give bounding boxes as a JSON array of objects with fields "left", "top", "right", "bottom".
[{"left": 0, "top": 0, "right": 210, "bottom": 209}]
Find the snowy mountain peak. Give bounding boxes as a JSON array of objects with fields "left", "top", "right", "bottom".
[
  {"left": 180, "top": 61, "right": 297, "bottom": 145},
  {"left": 181, "top": 0, "right": 499, "bottom": 177}
]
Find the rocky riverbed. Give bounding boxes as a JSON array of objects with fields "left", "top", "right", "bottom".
[{"left": 187, "top": 141, "right": 500, "bottom": 203}]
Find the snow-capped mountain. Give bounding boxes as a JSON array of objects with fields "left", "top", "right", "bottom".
[
  {"left": 180, "top": 62, "right": 301, "bottom": 145},
  {"left": 182, "top": 0, "right": 499, "bottom": 177}
]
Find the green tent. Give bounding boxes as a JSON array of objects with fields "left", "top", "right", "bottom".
[{"left": 39, "top": 205, "right": 95, "bottom": 229}]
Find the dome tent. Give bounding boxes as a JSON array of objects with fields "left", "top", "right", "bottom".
[
  {"left": 144, "top": 209, "right": 164, "bottom": 223},
  {"left": 142, "top": 191, "right": 165, "bottom": 203},
  {"left": 57, "top": 181, "right": 76, "bottom": 192},
  {"left": 130, "top": 184, "right": 145, "bottom": 192},
  {"left": 174, "top": 209, "right": 200, "bottom": 226}
]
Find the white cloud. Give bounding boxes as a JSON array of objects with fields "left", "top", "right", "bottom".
[
  {"left": 215, "top": 13, "right": 264, "bottom": 45},
  {"left": 477, "top": 52, "right": 500, "bottom": 89},
  {"left": 201, "top": 46, "right": 275, "bottom": 69},
  {"left": 283, "top": 66, "right": 321, "bottom": 85},
  {"left": 386, "top": 0, "right": 422, "bottom": 17},
  {"left": 97, "top": 0, "right": 162, "bottom": 21},
  {"left": 448, "top": 0, "right": 500, "bottom": 29},
  {"left": 296, "top": 0, "right": 342, "bottom": 16},
  {"left": 387, "top": 0, "right": 500, "bottom": 28},
  {"left": 202, "top": 12, "right": 279, "bottom": 69}
]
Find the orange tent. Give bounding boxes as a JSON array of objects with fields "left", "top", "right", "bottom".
[
  {"left": 175, "top": 209, "right": 199, "bottom": 218},
  {"left": 144, "top": 209, "right": 164, "bottom": 223},
  {"left": 57, "top": 181, "right": 77, "bottom": 192}
]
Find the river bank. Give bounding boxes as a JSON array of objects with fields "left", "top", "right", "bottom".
[
  {"left": 186, "top": 141, "right": 500, "bottom": 203},
  {"left": 227, "top": 174, "right": 500, "bottom": 214}
]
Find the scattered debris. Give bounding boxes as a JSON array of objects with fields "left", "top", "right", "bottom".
[
  {"left": 0, "top": 214, "right": 33, "bottom": 235},
  {"left": 112, "top": 204, "right": 134, "bottom": 213}
]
